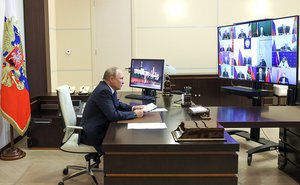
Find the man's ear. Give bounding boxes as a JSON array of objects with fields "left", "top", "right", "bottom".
[{"left": 109, "top": 76, "right": 114, "bottom": 82}]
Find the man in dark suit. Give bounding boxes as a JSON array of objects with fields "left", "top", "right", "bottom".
[
  {"left": 256, "top": 67, "right": 265, "bottom": 82},
  {"left": 237, "top": 71, "right": 245, "bottom": 79},
  {"left": 223, "top": 30, "right": 230, "bottom": 39},
  {"left": 278, "top": 72, "right": 289, "bottom": 84},
  {"left": 238, "top": 29, "right": 247, "bottom": 39},
  {"left": 222, "top": 68, "right": 229, "bottom": 77},
  {"left": 243, "top": 56, "right": 252, "bottom": 66},
  {"left": 226, "top": 44, "right": 233, "bottom": 52},
  {"left": 278, "top": 24, "right": 290, "bottom": 35},
  {"left": 257, "top": 58, "right": 267, "bottom": 67},
  {"left": 80, "top": 67, "right": 144, "bottom": 153},
  {"left": 280, "top": 43, "right": 292, "bottom": 51}
]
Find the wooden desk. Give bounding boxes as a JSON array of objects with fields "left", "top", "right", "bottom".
[
  {"left": 208, "top": 106, "right": 300, "bottom": 182},
  {"left": 209, "top": 106, "right": 300, "bottom": 128},
  {"left": 102, "top": 93, "right": 239, "bottom": 185}
]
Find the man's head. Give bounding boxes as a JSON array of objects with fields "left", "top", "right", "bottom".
[{"left": 103, "top": 67, "right": 124, "bottom": 90}]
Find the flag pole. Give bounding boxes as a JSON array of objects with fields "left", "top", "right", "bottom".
[{"left": 0, "top": 125, "right": 26, "bottom": 160}]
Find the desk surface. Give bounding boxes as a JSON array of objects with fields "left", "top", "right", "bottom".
[
  {"left": 209, "top": 106, "right": 300, "bottom": 128},
  {"left": 102, "top": 92, "right": 239, "bottom": 152}
]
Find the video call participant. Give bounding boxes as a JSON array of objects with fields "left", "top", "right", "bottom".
[
  {"left": 237, "top": 71, "right": 245, "bottom": 79},
  {"left": 222, "top": 67, "right": 229, "bottom": 77},
  {"left": 280, "top": 43, "right": 292, "bottom": 51},
  {"left": 223, "top": 30, "right": 230, "bottom": 39},
  {"left": 224, "top": 56, "right": 230, "bottom": 64},
  {"left": 219, "top": 45, "right": 225, "bottom": 52},
  {"left": 226, "top": 44, "right": 233, "bottom": 52},
  {"left": 256, "top": 67, "right": 265, "bottom": 82},
  {"left": 238, "top": 29, "right": 247, "bottom": 39},
  {"left": 80, "top": 67, "right": 144, "bottom": 153},
  {"left": 243, "top": 56, "right": 252, "bottom": 66},
  {"left": 279, "top": 56, "right": 290, "bottom": 68},
  {"left": 278, "top": 24, "right": 290, "bottom": 35},
  {"left": 278, "top": 72, "right": 289, "bottom": 84},
  {"left": 257, "top": 55, "right": 267, "bottom": 67}
]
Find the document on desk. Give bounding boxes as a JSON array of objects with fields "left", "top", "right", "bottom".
[
  {"left": 128, "top": 122, "right": 167, "bottom": 129},
  {"left": 150, "top": 108, "right": 168, "bottom": 112},
  {"left": 143, "top": 103, "right": 157, "bottom": 112}
]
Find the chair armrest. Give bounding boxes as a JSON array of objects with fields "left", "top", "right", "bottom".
[{"left": 67, "top": 125, "right": 83, "bottom": 130}]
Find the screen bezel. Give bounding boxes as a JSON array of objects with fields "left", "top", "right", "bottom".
[
  {"left": 129, "top": 58, "right": 165, "bottom": 91},
  {"left": 217, "top": 15, "right": 299, "bottom": 86}
]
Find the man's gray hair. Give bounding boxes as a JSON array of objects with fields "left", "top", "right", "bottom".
[{"left": 103, "top": 67, "right": 119, "bottom": 81}]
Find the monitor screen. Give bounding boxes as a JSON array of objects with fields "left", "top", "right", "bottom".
[
  {"left": 218, "top": 15, "right": 299, "bottom": 86},
  {"left": 129, "top": 58, "right": 165, "bottom": 91}
]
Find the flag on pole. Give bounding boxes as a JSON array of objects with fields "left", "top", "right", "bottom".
[
  {"left": 272, "top": 40, "right": 276, "bottom": 51},
  {"left": 292, "top": 16, "right": 298, "bottom": 35},
  {"left": 237, "top": 49, "right": 243, "bottom": 66},
  {"left": 0, "top": 0, "right": 31, "bottom": 136},
  {"left": 271, "top": 21, "right": 276, "bottom": 36}
]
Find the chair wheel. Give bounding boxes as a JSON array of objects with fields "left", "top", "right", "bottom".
[
  {"left": 63, "top": 168, "right": 68, "bottom": 175},
  {"left": 58, "top": 182, "right": 64, "bottom": 185}
]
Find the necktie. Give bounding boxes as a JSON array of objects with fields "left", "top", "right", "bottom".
[
  {"left": 113, "top": 91, "right": 119, "bottom": 108},
  {"left": 113, "top": 91, "right": 117, "bottom": 99}
]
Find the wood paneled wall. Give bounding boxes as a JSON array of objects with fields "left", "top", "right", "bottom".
[{"left": 23, "top": 0, "right": 50, "bottom": 97}]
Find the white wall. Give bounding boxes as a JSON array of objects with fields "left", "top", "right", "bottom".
[
  {"left": 49, "top": 0, "right": 94, "bottom": 93},
  {"left": 0, "top": 0, "right": 25, "bottom": 149},
  {"left": 49, "top": 0, "right": 300, "bottom": 93},
  {"left": 132, "top": 0, "right": 300, "bottom": 75}
]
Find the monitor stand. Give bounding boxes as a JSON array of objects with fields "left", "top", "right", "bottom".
[
  {"left": 124, "top": 88, "right": 156, "bottom": 102},
  {"left": 221, "top": 82, "right": 278, "bottom": 166}
]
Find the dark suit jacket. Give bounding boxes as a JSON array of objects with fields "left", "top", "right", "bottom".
[
  {"left": 222, "top": 71, "right": 229, "bottom": 77},
  {"left": 223, "top": 33, "right": 230, "bottom": 39},
  {"left": 238, "top": 32, "right": 247, "bottom": 39},
  {"left": 237, "top": 72, "right": 245, "bottom": 79},
  {"left": 243, "top": 57, "right": 252, "bottom": 66},
  {"left": 279, "top": 77, "right": 289, "bottom": 84},
  {"left": 280, "top": 46, "right": 292, "bottom": 51},
  {"left": 278, "top": 26, "right": 290, "bottom": 35},
  {"left": 256, "top": 72, "right": 265, "bottom": 82},
  {"left": 257, "top": 59, "right": 266, "bottom": 67},
  {"left": 80, "top": 81, "right": 135, "bottom": 153}
]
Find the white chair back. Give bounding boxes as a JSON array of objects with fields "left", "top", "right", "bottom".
[{"left": 57, "top": 85, "right": 77, "bottom": 143}]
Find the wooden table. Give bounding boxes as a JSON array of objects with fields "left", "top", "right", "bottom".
[{"left": 102, "top": 93, "right": 239, "bottom": 185}]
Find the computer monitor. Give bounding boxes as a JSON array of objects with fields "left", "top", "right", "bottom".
[
  {"left": 126, "top": 58, "right": 165, "bottom": 101},
  {"left": 218, "top": 15, "right": 299, "bottom": 86}
]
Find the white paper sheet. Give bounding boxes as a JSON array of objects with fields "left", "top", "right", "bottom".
[
  {"left": 150, "top": 108, "right": 168, "bottom": 112},
  {"left": 128, "top": 122, "right": 167, "bottom": 129}
]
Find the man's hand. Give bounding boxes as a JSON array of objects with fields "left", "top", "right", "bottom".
[
  {"left": 132, "top": 105, "right": 145, "bottom": 111},
  {"left": 134, "top": 110, "right": 144, "bottom": 118}
]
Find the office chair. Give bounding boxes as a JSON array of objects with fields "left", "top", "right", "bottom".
[{"left": 57, "top": 85, "right": 102, "bottom": 185}]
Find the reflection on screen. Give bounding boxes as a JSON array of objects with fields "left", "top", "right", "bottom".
[{"left": 218, "top": 15, "right": 299, "bottom": 86}]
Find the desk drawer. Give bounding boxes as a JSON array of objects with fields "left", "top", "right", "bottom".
[
  {"left": 280, "top": 129, "right": 300, "bottom": 151},
  {"left": 104, "top": 152, "right": 238, "bottom": 174},
  {"left": 278, "top": 155, "right": 300, "bottom": 184},
  {"left": 285, "top": 144, "right": 300, "bottom": 167},
  {"left": 287, "top": 127, "right": 300, "bottom": 137}
]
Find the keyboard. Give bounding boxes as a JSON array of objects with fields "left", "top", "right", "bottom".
[{"left": 125, "top": 94, "right": 155, "bottom": 101}]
